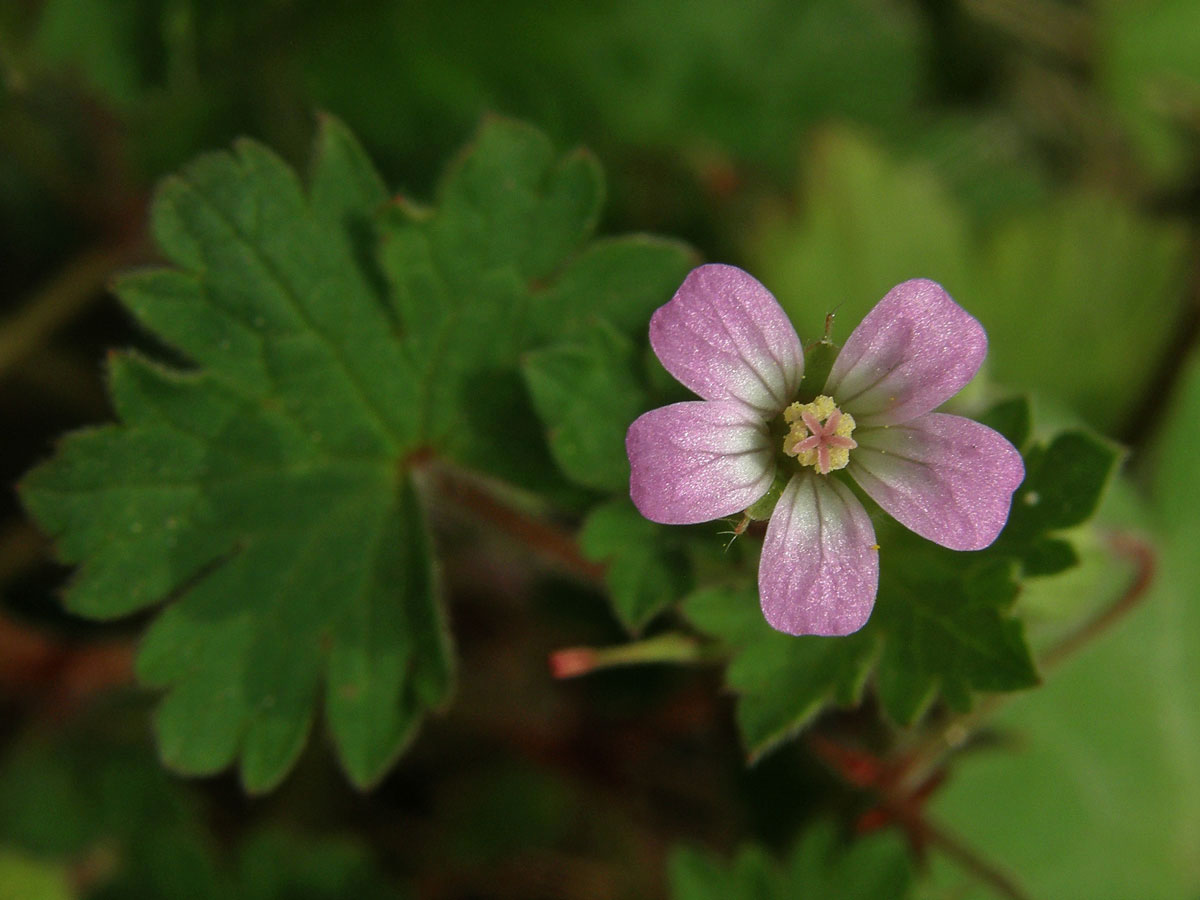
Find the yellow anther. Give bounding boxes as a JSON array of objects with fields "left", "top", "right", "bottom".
[{"left": 782, "top": 395, "right": 857, "bottom": 474}]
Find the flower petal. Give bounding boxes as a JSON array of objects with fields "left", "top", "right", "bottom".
[
  {"left": 850, "top": 413, "right": 1024, "bottom": 551},
  {"left": 758, "top": 472, "right": 879, "bottom": 636},
  {"left": 824, "top": 279, "right": 986, "bottom": 426},
  {"left": 650, "top": 264, "right": 804, "bottom": 416},
  {"left": 627, "top": 399, "right": 774, "bottom": 525}
]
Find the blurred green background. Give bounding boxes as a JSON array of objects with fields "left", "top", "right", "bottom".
[{"left": 1, "top": 0, "right": 1198, "bottom": 897}]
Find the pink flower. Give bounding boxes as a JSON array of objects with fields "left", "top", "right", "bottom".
[{"left": 626, "top": 265, "right": 1024, "bottom": 637}]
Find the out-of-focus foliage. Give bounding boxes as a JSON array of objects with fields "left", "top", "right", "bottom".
[
  {"left": 0, "top": 728, "right": 401, "bottom": 899},
  {"left": 750, "top": 129, "right": 1190, "bottom": 434},
  {"left": 668, "top": 823, "right": 913, "bottom": 900},
  {"left": 1102, "top": 0, "right": 1200, "bottom": 181}
]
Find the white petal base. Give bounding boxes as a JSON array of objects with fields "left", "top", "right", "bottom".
[{"left": 759, "top": 472, "right": 879, "bottom": 637}]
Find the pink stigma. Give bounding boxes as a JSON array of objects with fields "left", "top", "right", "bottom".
[{"left": 795, "top": 409, "right": 858, "bottom": 475}]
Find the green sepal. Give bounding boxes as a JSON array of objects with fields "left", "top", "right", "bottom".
[
  {"left": 796, "top": 339, "right": 839, "bottom": 403},
  {"left": 745, "top": 471, "right": 791, "bottom": 521}
]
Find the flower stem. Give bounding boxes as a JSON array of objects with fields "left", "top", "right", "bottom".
[
  {"left": 916, "top": 814, "right": 1033, "bottom": 900},
  {"left": 1039, "top": 530, "right": 1155, "bottom": 670},
  {"left": 549, "top": 633, "right": 719, "bottom": 679},
  {"left": 430, "top": 464, "right": 606, "bottom": 584}
]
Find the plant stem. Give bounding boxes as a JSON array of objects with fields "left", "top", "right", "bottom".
[
  {"left": 915, "top": 813, "right": 1033, "bottom": 900},
  {"left": 0, "top": 239, "right": 146, "bottom": 384},
  {"left": 549, "top": 632, "right": 718, "bottom": 679},
  {"left": 430, "top": 464, "right": 606, "bottom": 584},
  {"left": 1039, "top": 530, "right": 1155, "bottom": 670}
]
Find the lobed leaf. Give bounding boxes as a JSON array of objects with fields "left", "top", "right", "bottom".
[
  {"left": 24, "top": 120, "right": 451, "bottom": 792},
  {"left": 21, "top": 114, "right": 694, "bottom": 792},
  {"left": 378, "top": 118, "right": 694, "bottom": 481},
  {"left": 1007, "top": 430, "right": 1124, "bottom": 538},
  {"left": 683, "top": 587, "right": 877, "bottom": 760},
  {"left": 871, "top": 550, "right": 1038, "bottom": 724}
]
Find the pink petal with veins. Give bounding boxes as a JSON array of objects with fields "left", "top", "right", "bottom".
[
  {"left": 824, "top": 279, "right": 986, "bottom": 427},
  {"left": 758, "top": 472, "right": 879, "bottom": 636},
  {"left": 627, "top": 399, "right": 775, "bottom": 525},
  {"left": 650, "top": 264, "right": 804, "bottom": 416},
  {"left": 850, "top": 413, "right": 1024, "bottom": 551}
]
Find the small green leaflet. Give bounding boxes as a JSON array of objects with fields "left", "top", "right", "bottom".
[
  {"left": 20, "top": 115, "right": 693, "bottom": 791},
  {"left": 681, "top": 398, "right": 1120, "bottom": 758},
  {"left": 522, "top": 319, "right": 648, "bottom": 493},
  {"left": 684, "top": 586, "right": 878, "bottom": 760},
  {"left": 668, "top": 822, "right": 913, "bottom": 900},
  {"left": 870, "top": 538, "right": 1038, "bottom": 723},
  {"left": 579, "top": 498, "right": 686, "bottom": 632}
]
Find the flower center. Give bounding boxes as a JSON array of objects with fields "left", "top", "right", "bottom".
[{"left": 782, "top": 395, "right": 857, "bottom": 475}]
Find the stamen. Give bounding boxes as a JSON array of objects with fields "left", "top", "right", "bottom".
[{"left": 781, "top": 395, "right": 857, "bottom": 475}]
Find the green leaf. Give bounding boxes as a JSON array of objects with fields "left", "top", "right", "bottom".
[
  {"left": 682, "top": 509, "right": 1048, "bottom": 744},
  {"left": 21, "top": 117, "right": 449, "bottom": 792},
  {"left": 377, "top": 117, "right": 694, "bottom": 481},
  {"left": 1019, "top": 536, "right": 1080, "bottom": 577},
  {"left": 579, "top": 499, "right": 685, "bottom": 632},
  {"left": 522, "top": 319, "right": 648, "bottom": 492},
  {"left": 871, "top": 551, "right": 1038, "bottom": 723},
  {"left": 683, "top": 587, "right": 878, "bottom": 761},
  {"left": 530, "top": 236, "right": 698, "bottom": 340},
  {"left": 865, "top": 422, "right": 1123, "bottom": 723},
  {"left": 21, "top": 114, "right": 693, "bottom": 791},
  {"left": 668, "top": 823, "right": 913, "bottom": 900},
  {"left": 977, "top": 395, "right": 1032, "bottom": 451},
  {"left": 1006, "top": 430, "right": 1124, "bottom": 539}
]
